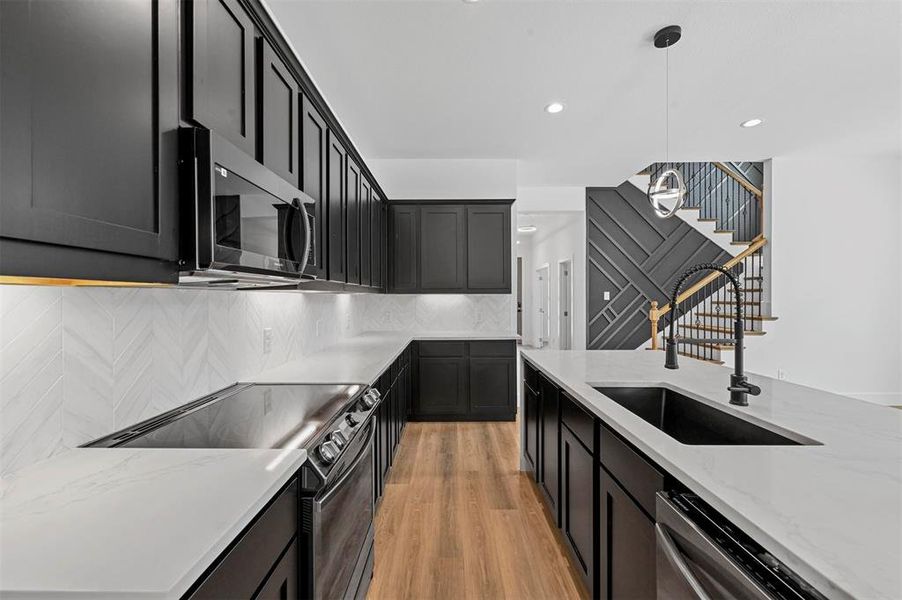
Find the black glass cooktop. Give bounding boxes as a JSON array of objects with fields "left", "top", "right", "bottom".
[{"left": 112, "top": 383, "right": 363, "bottom": 450}]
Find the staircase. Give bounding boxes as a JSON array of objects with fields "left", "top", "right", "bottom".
[{"left": 644, "top": 162, "right": 776, "bottom": 365}]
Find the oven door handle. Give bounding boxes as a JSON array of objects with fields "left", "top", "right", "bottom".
[{"left": 316, "top": 423, "right": 374, "bottom": 509}]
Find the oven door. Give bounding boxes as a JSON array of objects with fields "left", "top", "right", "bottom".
[{"left": 311, "top": 422, "right": 375, "bottom": 600}]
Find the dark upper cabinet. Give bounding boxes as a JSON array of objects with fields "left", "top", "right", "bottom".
[
  {"left": 258, "top": 39, "right": 299, "bottom": 186},
  {"left": 539, "top": 374, "right": 560, "bottom": 523},
  {"left": 0, "top": 0, "right": 180, "bottom": 283},
  {"left": 419, "top": 205, "right": 466, "bottom": 291},
  {"left": 561, "top": 424, "right": 595, "bottom": 596},
  {"left": 371, "top": 195, "right": 385, "bottom": 290},
  {"left": 467, "top": 205, "right": 511, "bottom": 292},
  {"left": 360, "top": 178, "right": 372, "bottom": 287},
  {"left": 346, "top": 158, "right": 362, "bottom": 285},
  {"left": 468, "top": 342, "right": 516, "bottom": 419},
  {"left": 189, "top": 0, "right": 256, "bottom": 156},
  {"left": 327, "top": 133, "right": 347, "bottom": 282},
  {"left": 389, "top": 205, "right": 419, "bottom": 292},
  {"left": 300, "top": 95, "right": 327, "bottom": 279},
  {"left": 599, "top": 468, "right": 657, "bottom": 600},
  {"left": 387, "top": 201, "right": 511, "bottom": 294}
]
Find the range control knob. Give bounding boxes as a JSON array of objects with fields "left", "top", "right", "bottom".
[
  {"left": 317, "top": 441, "right": 339, "bottom": 464},
  {"left": 345, "top": 413, "right": 360, "bottom": 427},
  {"left": 329, "top": 430, "right": 347, "bottom": 449},
  {"left": 360, "top": 394, "right": 376, "bottom": 409}
]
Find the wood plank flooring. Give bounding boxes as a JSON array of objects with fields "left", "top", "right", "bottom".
[{"left": 368, "top": 421, "right": 587, "bottom": 600}]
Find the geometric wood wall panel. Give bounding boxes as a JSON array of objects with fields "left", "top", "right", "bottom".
[{"left": 586, "top": 183, "right": 731, "bottom": 350}]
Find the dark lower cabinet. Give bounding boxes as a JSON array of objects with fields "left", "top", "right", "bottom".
[
  {"left": 412, "top": 340, "right": 515, "bottom": 421},
  {"left": 523, "top": 381, "right": 540, "bottom": 475},
  {"left": 0, "top": 0, "right": 180, "bottom": 283},
  {"left": 538, "top": 374, "right": 560, "bottom": 523},
  {"left": 560, "top": 422, "right": 596, "bottom": 596},
  {"left": 599, "top": 468, "right": 657, "bottom": 600},
  {"left": 374, "top": 348, "right": 412, "bottom": 504},
  {"left": 188, "top": 479, "right": 298, "bottom": 599}
]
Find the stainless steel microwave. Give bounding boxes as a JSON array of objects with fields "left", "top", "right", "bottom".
[{"left": 178, "top": 127, "right": 315, "bottom": 288}]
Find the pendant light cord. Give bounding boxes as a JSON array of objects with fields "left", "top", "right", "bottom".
[{"left": 665, "top": 43, "right": 670, "bottom": 164}]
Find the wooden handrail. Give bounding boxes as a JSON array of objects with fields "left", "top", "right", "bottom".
[
  {"left": 713, "top": 162, "right": 763, "bottom": 199},
  {"left": 648, "top": 237, "right": 768, "bottom": 349}
]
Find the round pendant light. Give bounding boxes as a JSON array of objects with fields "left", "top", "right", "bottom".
[{"left": 647, "top": 25, "right": 686, "bottom": 219}]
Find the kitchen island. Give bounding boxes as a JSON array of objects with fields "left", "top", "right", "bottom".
[{"left": 520, "top": 348, "right": 902, "bottom": 600}]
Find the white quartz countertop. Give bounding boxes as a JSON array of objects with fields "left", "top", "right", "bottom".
[
  {"left": 246, "top": 330, "right": 519, "bottom": 386},
  {"left": 520, "top": 349, "right": 902, "bottom": 600},
  {"left": 0, "top": 447, "right": 305, "bottom": 599},
  {"left": 0, "top": 329, "right": 515, "bottom": 598}
]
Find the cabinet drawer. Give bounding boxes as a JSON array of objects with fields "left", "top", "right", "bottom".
[
  {"left": 417, "top": 341, "right": 466, "bottom": 357},
  {"left": 600, "top": 425, "right": 663, "bottom": 518},
  {"left": 189, "top": 479, "right": 298, "bottom": 599},
  {"left": 469, "top": 340, "right": 515, "bottom": 357},
  {"left": 561, "top": 392, "right": 595, "bottom": 451}
]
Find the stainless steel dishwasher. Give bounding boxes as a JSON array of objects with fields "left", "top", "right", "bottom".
[{"left": 655, "top": 492, "right": 828, "bottom": 600}]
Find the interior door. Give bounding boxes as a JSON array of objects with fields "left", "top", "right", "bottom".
[
  {"left": 536, "top": 266, "right": 550, "bottom": 347},
  {"left": 559, "top": 259, "right": 573, "bottom": 350}
]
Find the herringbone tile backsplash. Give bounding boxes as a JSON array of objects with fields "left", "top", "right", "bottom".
[{"left": 0, "top": 286, "right": 512, "bottom": 475}]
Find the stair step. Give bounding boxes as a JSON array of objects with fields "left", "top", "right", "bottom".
[
  {"left": 742, "top": 288, "right": 763, "bottom": 293},
  {"left": 712, "top": 300, "right": 760, "bottom": 306},
  {"left": 695, "top": 312, "right": 778, "bottom": 321},
  {"left": 713, "top": 230, "right": 733, "bottom": 234},
  {"left": 744, "top": 276, "right": 764, "bottom": 281},
  {"left": 681, "top": 324, "right": 765, "bottom": 336}
]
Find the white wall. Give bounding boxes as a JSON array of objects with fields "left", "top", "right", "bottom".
[
  {"left": 746, "top": 155, "right": 902, "bottom": 404},
  {"left": 517, "top": 211, "right": 586, "bottom": 350},
  {"left": 367, "top": 158, "right": 517, "bottom": 199},
  {"left": 517, "top": 186, "right": 585, "bottom": 212}
]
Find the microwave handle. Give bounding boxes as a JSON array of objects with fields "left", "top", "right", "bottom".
[{"left": 297, "top": 199, "right": 311, "bottom": 273}]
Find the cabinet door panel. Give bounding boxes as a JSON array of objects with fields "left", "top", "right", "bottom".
[
  {"left": 327, "top": 133, "right": 347, "bottom": 282},
  {"left": 191, "top": 0, "right": 256, "bottom": 155},
  {"left": 466, "top": 205, "right": 511, "bottom": 291},
  {"left": 300, "top": 95, "right": 327, "bottom": 279},
  {"left": 469, "top": 357, "right": 515, "bottom": 417},
  {"left": 254, "top": 541, "right": 298, "bottom": 600},
  {"left": 561, "top": 426, "right": 595, "bottom": 595},
  {"left": 523, "top": 386, "right": 540, "bottom": 475},
  {"left": 389, "top": 205, "right": 418, "bottom": 291},
  {"left": 420, "top": 205, "right": 466, "bottom": 290},
  {"left": 360, "top": 178, "right": 372, "bottom": 287},
  {"left": 599, "top": 469, "right": 656, "bottom": 600},
  {"left": 259, "top": 39, "right": 299, "bottom": 186},
  {"left": 539, "top": 374, "right": 560, "bottom": 521},
  {"left": 371, "top": 195, "right": 384, "bottom": 289},
  {"left": 0, "top": 0, "right": 179, "bottom": 270},
  {"left": 346, "top": 158, "right": 362, "bottom": 285},
  {"left": 415, "top": 357, "right": 467, "bottom": 416}
]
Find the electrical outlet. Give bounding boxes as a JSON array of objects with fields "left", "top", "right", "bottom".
[
  {"left": 263, "top": 327, "right": 273, "bottom": 354},
  {"left": 777, "top": 369, "right": 787, "bottom": 381},
  {"left": 603, "top": 291, "right": 611, "bottom": 301}
]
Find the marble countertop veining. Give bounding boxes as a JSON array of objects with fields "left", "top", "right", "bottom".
[
  {"left": 0, "top": 447, "right": 305, "bottom": 599},
  {"left": 520, "top": 348, "right": 902, "bottom": 600}
]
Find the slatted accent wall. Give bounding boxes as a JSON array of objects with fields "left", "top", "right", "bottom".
[{"left": 586, "top": 183, "right": 732, "bottom": 350}]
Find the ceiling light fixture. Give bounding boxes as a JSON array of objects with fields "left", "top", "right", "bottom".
[
  {"left": 518, "top": 225, "right": 538, "bottom": 233},
  {"left": 740, "top": 118, "right": 763, "bottom": 128},
  {"left": 545, "top": 102, "right": 564, "bottom": 114},
  {"left": 647, "top": 25, "right": 686, "bottom": 219}
]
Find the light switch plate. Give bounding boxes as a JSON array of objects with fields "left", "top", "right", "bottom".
[{"left": 603, "top": 291, "right": 611, "bottom": 301}]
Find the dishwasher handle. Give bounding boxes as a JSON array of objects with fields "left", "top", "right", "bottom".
[{"left": 656, "top": 523, "right": 713, "bottom": 600}]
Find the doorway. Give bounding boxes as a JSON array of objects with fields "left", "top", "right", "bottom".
[
  {"left": 536, "top": 265, "right": 550, "bottom": 347},
  {"left": 517, "top": 257, "right": 523, "bottom": 339},
  {"left": 558, "top": 259, "right": 572, "bottom": 350}
]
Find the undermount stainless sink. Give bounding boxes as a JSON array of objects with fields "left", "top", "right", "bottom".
[{"left": 594, "top": 387, "right": 818, "bottom": 446}]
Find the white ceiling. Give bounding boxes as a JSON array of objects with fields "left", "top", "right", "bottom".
[{"left": 269, "top": 0, "right": 902, "bottom": 187}]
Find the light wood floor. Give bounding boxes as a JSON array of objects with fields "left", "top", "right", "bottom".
[{"left": 367, "top": 420, "right": 587, "bottom": 600}]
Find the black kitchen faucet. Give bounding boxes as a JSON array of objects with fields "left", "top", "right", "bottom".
[{"left": 664, "top": 263, "right": 761, "bottom": 406}]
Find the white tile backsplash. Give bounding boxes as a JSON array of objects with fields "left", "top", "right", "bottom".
[{"left": 0, "top": 285, "right": 512, "bottom": 475}]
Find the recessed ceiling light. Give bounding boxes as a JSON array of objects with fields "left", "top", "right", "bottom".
[
  {"left": 544, "top": 102, "right": 564, "bottom": 114},
  {"left": 518, "top": 225, "right": 538, "bottom": 233},
  {"left": 740, "top": 118, "right": 763, "bottom": 128}
]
